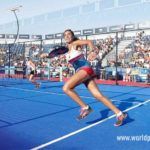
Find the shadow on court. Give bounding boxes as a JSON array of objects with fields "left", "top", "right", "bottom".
[{"left": 86, "top": 97, "right": 136, "bottom": 126}]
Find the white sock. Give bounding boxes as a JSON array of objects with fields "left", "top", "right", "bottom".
[
  {"left": 116, "top": 111, "right": 123, "bottom": 117},
  {"left": 83, "top": 105, "right": 89, "bottom": 110}
]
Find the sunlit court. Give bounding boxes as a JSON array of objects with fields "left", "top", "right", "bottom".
[{"left": 0, "top": 0, "right": 150, "bottom": 150}]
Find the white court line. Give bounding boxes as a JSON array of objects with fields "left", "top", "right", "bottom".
[
  {"left": 0, "top": 86, "right": 66, "bottom": 96},
  {"left": 31, "top": 99, "right": 150, "bottom": 150},
  {"left": 0, "top": 86, "right": 140, "bottom": 104}
]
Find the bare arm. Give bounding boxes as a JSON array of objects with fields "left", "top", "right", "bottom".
[
  {"left": 73, "top": 40, "right": 99, "bottom": 61},
  {"left": 73, "top": 40, "right": 94, "bottom": 51}
]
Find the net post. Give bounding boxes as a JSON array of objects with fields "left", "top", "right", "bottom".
[
  {"left": 47, "top": 59, "right": 50, "bottom": 80},
  {"left": 60, "top": 67, "right": 63, "bottom": 82}
]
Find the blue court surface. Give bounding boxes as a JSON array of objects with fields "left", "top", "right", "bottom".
[{"left": 0, "top": 79, "right": 150, "bottom": 150}]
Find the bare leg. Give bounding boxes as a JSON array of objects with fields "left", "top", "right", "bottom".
[
  {"left": 63, "top": 71, "right": 127, "bottom": 124},
  {"left": 63, "top": 70, "right": 90, "bottom": 108},
  {"left": 29, "top": 74, "right": 40, "bottom": 88},
  {"left": 85, "top": 79, "right": 121, "bottom": 115}
]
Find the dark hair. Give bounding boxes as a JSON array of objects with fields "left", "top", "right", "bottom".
[{"left": 63, "top": 29, "right": 79, "bottom": 42}]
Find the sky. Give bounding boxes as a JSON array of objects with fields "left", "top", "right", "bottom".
[
  {"left": 0, "top": 0, "right": 150, "bottom": 34},
  {"left": 0, "top": 0, "right": 96, "bottom": 24}
]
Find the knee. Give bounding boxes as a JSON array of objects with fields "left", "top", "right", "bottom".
[{"left": 63, "top": 85, "right": 70, "bottom": 93}]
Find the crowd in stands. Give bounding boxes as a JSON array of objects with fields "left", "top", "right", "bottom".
[
  {"left": 0, "top": 47, "right": 6, "bottom": 66},
  {"left": 0, "top": 31, "right": 149, "bottom": 83},
  {"left": 119, "top": 31, "right": 150, "bottom": 69},
  {"left": 94, "top": 36, "right": 115, "bottom": 60},
  {"left": 118, "top": 31, "right": 150, "bottom": 82}
]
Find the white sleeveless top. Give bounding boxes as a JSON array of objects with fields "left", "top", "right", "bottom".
[
  {"left": 27, "top": 61, "right": 35, "bottom": 71},
  {"left": 66, "top": 47, "right": 83, "bottom": 63}
]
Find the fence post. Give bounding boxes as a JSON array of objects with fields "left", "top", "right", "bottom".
[
  {"left": 48, "top": 59, "right": 50, "bottom": 80},
  {"left": 8, "top": 44, "right": 11, "bottom": 78},
  {"left": 85, "top": 35, "right": 88, "bottom": 60},
  {"left": 115, "top": 32, "right": 118, "bottom": 85}
]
